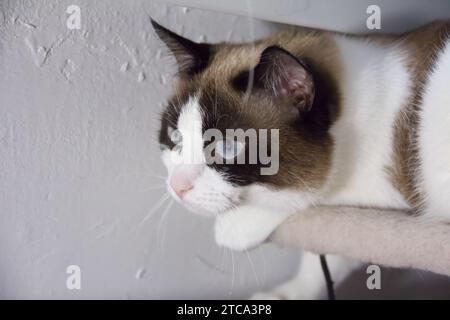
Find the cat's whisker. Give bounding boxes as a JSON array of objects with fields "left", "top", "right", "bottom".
[
  {"left": 137, "top": 184, "right": 166, "bottom": 193},
  {"left": 245, "top": 249, "right": 261, "bottom": 288},
  {"left": 213, "top": 246, "right": 227, "bottom": 290},
  {"left": 257, "top": 246, "right": 268, "bottom": 288},
  {"left": 228, "top": 248, "right": 236, "bottom": 299},
  {"left": 115, "top": 168, "right": 166, "bottom": 181},
  {"left": 166, "top": 117, "right": 178, "bottom": 128},
  {"left": 138, "top": 193, "right": 170, "bottom": 227},
  {"left": 225, "top": 209, "right": 263, "bottom": 293},
  {"left": 227, "top": 210, "right": 261, "bottom": 289},
  {"left": 216, "top": 215, "right": 237, "bottom": 299},
  {"left": 147, "top": 171, "right": 167, "bottom": 180},
  {"left": 156, "top": 199, "right": 174, "bottom": 251}
]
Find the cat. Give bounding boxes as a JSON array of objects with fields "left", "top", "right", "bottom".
[{"left": 152, "top": 18, "right": 450, "bottom": 299}]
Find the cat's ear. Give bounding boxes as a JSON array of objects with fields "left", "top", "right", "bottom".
[
  {"left": 151, "top": 18, "right": 211, "bottom": 75},
  {"left": 254, "top": 46, "right": 315, "bottom": 112}
]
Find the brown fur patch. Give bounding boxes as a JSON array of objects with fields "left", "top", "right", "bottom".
[{"left": 383, "top": 22, "right": 450, "bottom": 210}]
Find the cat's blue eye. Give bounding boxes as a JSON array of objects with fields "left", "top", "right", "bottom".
[
  {"left": 168, "top": 127, "right": 182, "bottom": 145},
  {"left": 215, "top": 139, "right": 244, "bottom": 160}
]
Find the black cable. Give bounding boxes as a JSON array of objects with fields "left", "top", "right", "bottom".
[{"left": 319, "top": 254, "right": 336, "bottom": 300}]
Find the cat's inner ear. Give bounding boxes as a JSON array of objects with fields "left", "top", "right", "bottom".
[
  {"left": 254, "top": 46, "right": 315, "bottom": 112},
  {"left": 151, "top": 18, "right": 211, "bottom": 75}
]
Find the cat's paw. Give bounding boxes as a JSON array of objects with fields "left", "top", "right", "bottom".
[
  {"left": 214, "top": 206, "right": 282, "bottom": 251},
  {"left": 214, "top": 210, "right": 268, "bottom": 251}
]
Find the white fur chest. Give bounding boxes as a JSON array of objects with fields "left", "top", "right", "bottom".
[
  {"left": 320, "top": 36, "right": 412, "bottom": 210},
  {"left": 417, "top": 37, "right": 450, "bottom": 221}
]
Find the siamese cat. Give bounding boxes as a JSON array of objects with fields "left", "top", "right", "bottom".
[{"left": 152, "top": 18, "right": 450, "bottom": 299}]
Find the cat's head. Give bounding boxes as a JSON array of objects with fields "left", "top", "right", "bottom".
[{"left": 152, "top": 19, "right": 337, "bottom": 216}]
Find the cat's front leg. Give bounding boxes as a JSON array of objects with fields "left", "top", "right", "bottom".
[{"left": 214, "top": 205, "right": 292, "bottom": 251}]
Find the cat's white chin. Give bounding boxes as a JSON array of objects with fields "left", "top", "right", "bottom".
[
  {"left": 173, "top": 195, "right": 231, "bottom": 217},
  {"left": 168, "top": 191, "right": 235, "bottom": 217},
  {"left": 182, "top": 202, "right": 218, "bottom": 217}
]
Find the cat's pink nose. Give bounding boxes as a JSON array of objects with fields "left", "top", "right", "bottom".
[
  {"left": 170, "top": 176, "right": 193, "bottom": 199},
  {"left": 169, "top": 165, "right": 202, "bottom": 199}
]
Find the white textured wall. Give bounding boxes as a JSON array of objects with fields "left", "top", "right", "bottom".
[{"left": 1, "top": 0, "right": 450, "bottom": 299}]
